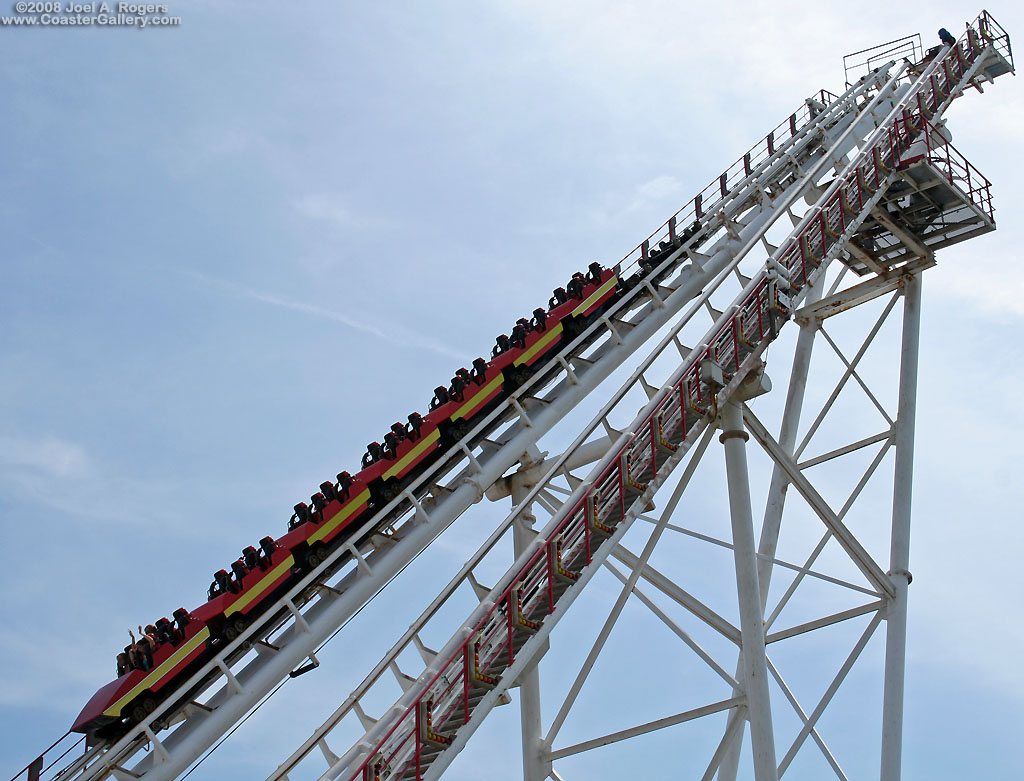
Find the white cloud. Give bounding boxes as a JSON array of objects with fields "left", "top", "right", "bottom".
[
  {"left": 182, "top": 268, "right": 468, "bottom": 360},
  {"left": 0, "top": 435, "right": 190, "bottom": 531},
  {"left": 626, "top": 174, "right": 684, "bottom": 213},
  {"left": 928, "top": 250, "right": 1024, "bottom": 320},
  {"left": 0, "top": 435, "right": 90, "bottom": 479},
  {"left": 293, "top": 193, "right": 356, "bottom": 226}
]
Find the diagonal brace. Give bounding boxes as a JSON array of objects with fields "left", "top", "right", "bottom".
[{"left": 743, "top": 408, "right": 895, "bottom": 598}]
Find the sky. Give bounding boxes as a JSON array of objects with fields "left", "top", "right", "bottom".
[{"left": 1, "top": 1, "right": 1022, "bottom": 779}]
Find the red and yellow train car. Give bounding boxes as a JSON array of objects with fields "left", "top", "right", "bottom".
[{"left": 71, "top": 263, "right": 625, "bottom": 737}]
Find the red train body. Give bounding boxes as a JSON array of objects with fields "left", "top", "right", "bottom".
[{"left": 72, "top": 264, "right": 624, "bottom": 737}]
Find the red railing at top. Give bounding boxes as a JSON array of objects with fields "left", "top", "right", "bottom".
[
  {"left": 348, "top": 17, "right": 1002, "bottom": 781},
  {"left": 902, "top": 123, "right": 995, "bottom": 222},
  {"left": 765, "top": 16, "right": 1000, "bottom": 289},
  {"left": 611, "top": 8, "right": 1013, "bottom": 286},
  {"left": 977, "top": 9, "right": 1014, "bottom": 71}
]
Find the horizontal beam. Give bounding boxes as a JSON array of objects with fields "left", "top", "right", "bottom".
[
  {"left": 548, "top": 697, "right": 745, "bottom": 761},
  {"left": 845, "top": 238, "right": 888, "bottom": 275},
  {"left": 797, "top": 429, "right": 892, "bottom": 470},
  {"left": 794, "top": 257, "right": 934, "bottom": 322},
  {"left": 766, "top": 600, "right": 886, "bottom": 644}
]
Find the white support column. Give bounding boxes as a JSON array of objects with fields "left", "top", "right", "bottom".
[
  {"left": 510, "top": 467, "right": 548, "bottom": 781},
  {"left": 719, "top": 277, "right": 823, "bottom": 779},
  {"left": 720, "top": 399, "right": 778, "bottom": 781},
  {"left": 758, "top": 278, "right": 823, "bottom": 600},
  {"left": 880, "top": 273, "right": 922, "bottom": 780}
]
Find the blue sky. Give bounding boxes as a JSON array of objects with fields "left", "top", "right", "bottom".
[{"left": 1, "top": 2, "right": 1022, "bottom": 779}]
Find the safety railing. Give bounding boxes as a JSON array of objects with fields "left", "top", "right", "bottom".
[
  {"left": 351, "top": 441, "right": 648, "bottom": 781},
  {"left": 350, "top": 281, "right": 786, "bottom": 781},
  {"left": 8, "top": 732, "right": 89, "bottom": 781},
  {"left": 610, "top": 86, "right": 843, "bottom": 280},
  {"left": 978, "top": 8, "right": 1014, "bottom": 70},
  {"left": 843, "top": 34, "right": 923, "bottom": 85},
  {"left": 901, "top": 120, "right": 995, "bottom": 222},
  {"left": 891, "top": 10, "right": 1012, "bottom": 90},
  {"left": 610, "top": 6, "right": 1010, "bottom": 287}
]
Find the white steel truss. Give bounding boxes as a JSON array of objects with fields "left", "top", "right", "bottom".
[
  {"left": 16, "top": 11, "right": 1013, "bottom": 781},
  {"left": 261, "top": 17, "right": 1010, "bottom": 781}
]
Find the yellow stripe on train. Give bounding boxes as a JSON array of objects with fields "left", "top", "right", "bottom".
[
  {"left": 383, "top": 429, "right": 442, "bottom": 481},
  {"left": 100, "top": 275, "right": 621, "bottom": 720},
  {"left": 104, "top": 627, "right": 212, "bottom": 717},
  {"left": 571, "top": 276, "right": 618, "bottom": 318},
  {"left": 239, "top": 487, "right": 372, "bottom": 614},
  {"left": 309, "top": 488, "right": 373, "bottom": 544},
  {"left": 510, "top": 276, "right": 617, "bottom": 369},
  {"left": 226, "top": 555, "right": 296, "bottom": 616},
  {"left": 514, "top": 322, "right": 563, "bottom": 367},
  {"left": 453, "top": 374, "right": 504, "bottom": 420}
]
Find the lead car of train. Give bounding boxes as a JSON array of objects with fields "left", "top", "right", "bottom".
[{"left": 71, "top": 259, "right": 661, "bottom": 740}]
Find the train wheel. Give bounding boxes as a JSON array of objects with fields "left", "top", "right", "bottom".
[
  {"left": 231, "top": 616, "right": 250, "bottom": 650},
  {"left": 223, "top": 615, "right": 246, "bottom": 643},
  {"left": 379, "top": 480, "right": 401, "bottom": 504},
  {"left": 450, "top": 419, "right": 471, "bottom": 443},
  {"left": 502, "top": 365, "right": 535, "bottom": 395},
  {"left": 560, "top": 315, "right": 584, "bottom": 344},
  {"left": 129, "top": 694, "right": 156, "bottom": 724},
  {"left": 306, "top": 546, "right": 324, "bottom": 568}
]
